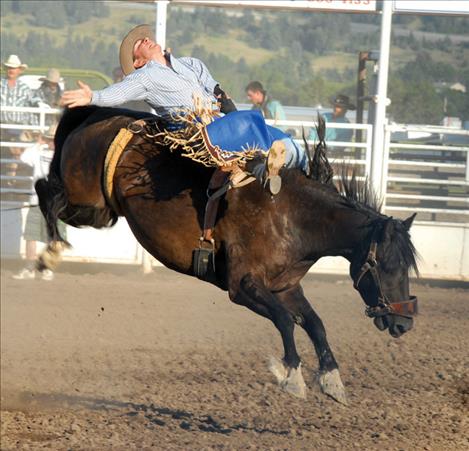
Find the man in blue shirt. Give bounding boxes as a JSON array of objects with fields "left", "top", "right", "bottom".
[
  {"left": 61, "top": 25, "right": 308, "bottom": 194},
  {"left": 245, "top": 81, "right": 286, "bottom": 122},
  {"left": 309, "top": 94, "right": 356, "bottom": 145}
]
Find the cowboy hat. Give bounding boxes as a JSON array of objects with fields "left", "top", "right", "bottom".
[
  {"left": 3, "top": 54, "right": 28, "bottom": 69},
  {"left": 119, "top": 24, "right": 155, "bottom": 76},
  {"left": 39, "top": 68, "right": 62, "bottom": 84},
  {"left": 332, "top": 94, "right": 356, "bottom": 111}
]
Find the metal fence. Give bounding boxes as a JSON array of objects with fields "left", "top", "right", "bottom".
[
  {"left": 1, "top": 107, "right": 468, "bottom": 275},
  {"left": 383, "top": 123, "right": 468, "bottom": 224}
]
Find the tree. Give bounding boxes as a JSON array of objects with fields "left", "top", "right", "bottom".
[{"left": 388, "top": 79, "right": 444, "bottom": 124}]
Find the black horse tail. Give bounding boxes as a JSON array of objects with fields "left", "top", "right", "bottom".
[
  {"left": 36, "top": 106, "right": 117, "bottom": 244},
  {"left": 35, "top": 177, "right": 70, "bottom": 244}
]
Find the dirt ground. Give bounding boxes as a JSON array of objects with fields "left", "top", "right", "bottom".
[{"left": 1, "top": 265, "right": 468, "bottom": 451}]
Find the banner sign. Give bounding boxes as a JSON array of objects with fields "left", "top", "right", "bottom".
[
  {"left": 393, "top": 0, "right": 469, "bottom": 15},
  {"left": 172, "top": 1, "right": 377, "bottom": 13}
]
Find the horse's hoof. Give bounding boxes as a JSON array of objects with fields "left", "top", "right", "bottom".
[
  {"left": 268, "top": 357, "right": 307, "bottom": 399},
  {"left": 268, "top": 356, "right": 288, "bottom": 384},
  {"left": 318, "top": 369, "right": 348, "bottom": 405},
  {"left": 281, "top": 366, "right": 307, "bottom": 399}
]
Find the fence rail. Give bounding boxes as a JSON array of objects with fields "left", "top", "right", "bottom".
[{"left": 1, "top": 107, "right": 468, "bottom": 277}]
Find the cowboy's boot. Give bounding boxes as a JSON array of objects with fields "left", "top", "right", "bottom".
[{"left": 264, "top": 140, "right": 286, "bottom": 195}]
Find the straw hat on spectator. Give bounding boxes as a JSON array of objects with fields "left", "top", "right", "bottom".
[
  {"left": 39, "top": 68, "right": 62, "bottom": 84},
  {"left": 119, "top": 24, "right": 155, "bottom": 76},
  {"left": 43, "top": 123, "right": 58, "bottom": 140},
  {"left": 3, "top": 54, "right": 28, "bottom": 69}
]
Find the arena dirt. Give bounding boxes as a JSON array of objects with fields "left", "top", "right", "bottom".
[{"left": 1, "top": 267, "right": 468, "bottom": 450}]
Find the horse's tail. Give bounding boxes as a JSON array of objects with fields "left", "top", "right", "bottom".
[{"left": 35, "top": 177, "right": 69, "bottom": 244}]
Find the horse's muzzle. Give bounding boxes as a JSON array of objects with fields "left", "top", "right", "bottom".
[{"left": 373, "top": 296, "right": 418, "bottom": 337}]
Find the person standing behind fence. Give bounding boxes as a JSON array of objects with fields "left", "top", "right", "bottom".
[
  {"left": 309, "top": 94, "right": 356, "bottom": 144},
  {"left": 12, "top": 123, "right": 66, "bottom": 281},
  {"left": 245, "top": 81, "right": 286, "bottom": 122},
  {"left": 1, "top": 54, "right": 37, "bottom": 180},
  {"left": 0, "top": 54, "right": 36, "bottom": 137},
  {"left": 34, "top": 68, "right": 63, "bottom": 109}
]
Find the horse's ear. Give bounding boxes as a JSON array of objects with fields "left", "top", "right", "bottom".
[{"left": 403, "top": 213, "right": 417, "bottom": 231}]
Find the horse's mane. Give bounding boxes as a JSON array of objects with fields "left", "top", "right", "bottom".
[
  {"left": 306, "top": 116, "right": 418, "bottom": 275},
  {"left": 337, "top": 169, "right": 418, "bottom": 275}
]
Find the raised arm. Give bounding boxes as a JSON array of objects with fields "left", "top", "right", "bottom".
[{"left": 61, "top": 73, "right": 148, "bottom": 109}]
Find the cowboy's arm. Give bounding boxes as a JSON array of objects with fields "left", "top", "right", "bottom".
[{"left": 61, "top": 74, "right": 147, "bottom": 108}]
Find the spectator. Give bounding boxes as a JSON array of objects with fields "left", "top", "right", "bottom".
[
  {"left": 0, "top": 54, "right": 36, "bottom": 138},
  {"left": 35, "top": 68, "right": 63, "bottom": 109},
  {"left": 309, "top": 94, "right": 356, "bottom": 144},
  {"left": 12, "top": 123, "right": 66, "bottom": 281},
  {"left": 1, "top": 54, "right": 37, "bottom": 179},
  {"left": 245, "top": 81, "right": 286, "bottom": 122}
]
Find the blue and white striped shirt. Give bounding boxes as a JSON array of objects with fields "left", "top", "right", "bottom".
[
  {"left": 1, "top": 78, "right": 36, "bottom": 125},
  {"left": 91, "top": 56, "right": 218, "bottom": 115}
]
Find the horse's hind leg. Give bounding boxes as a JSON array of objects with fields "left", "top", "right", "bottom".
[
  {"left": 235, "top": 273, "right": 307, "bottom": 399},
  {"left": 276, "top": 285, "right": 347, "bottom": 404}
]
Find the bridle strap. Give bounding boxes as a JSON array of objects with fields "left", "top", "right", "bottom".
[{"left": 353, "top": 238, "right": 418, "bottom": 319}]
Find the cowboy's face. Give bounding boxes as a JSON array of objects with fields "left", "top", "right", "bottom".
[
  {"left": 246, "top": 89, "right": 264, "bottom": 105},
  {"left": 133, "top": 37, "right": 162, "bottom": 69},
  {"left": 44, "top": 80, "right": 59, "bottom": 91},
  {"left": 6, "top": 67, "right": 22, "bottom": 80}
]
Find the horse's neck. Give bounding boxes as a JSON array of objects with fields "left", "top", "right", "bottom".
[{"left": 313, "top": 203, "right": 373, "bottom": 261}]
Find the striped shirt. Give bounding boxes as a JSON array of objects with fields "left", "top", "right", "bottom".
[
  {"left": 91, "top": 56, "right": 218, "bottom": 115},
  {"left": 1, "top": 78, "right": 36, "bottom": 125}
]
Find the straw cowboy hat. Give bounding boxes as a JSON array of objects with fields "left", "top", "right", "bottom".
[
  {"left": 332, "top": 94, "right": 356, "bottom": 111},
  {"left": 119, "top": 24, "right": 155, "bottom": 76},
  {"left": 39, "top": 68, "right": 62, "bottom": 84},
  {"left": 3, "top": 54, "right": 28, "bottom": 69}
]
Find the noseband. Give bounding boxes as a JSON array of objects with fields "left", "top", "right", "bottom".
[{"left": 353, "top": 239, "right": 418, "bottom": 319}]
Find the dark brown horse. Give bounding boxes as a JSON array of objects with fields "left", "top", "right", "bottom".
[{"left": 36, "top": 106, "right": 418, "bottom": 404}]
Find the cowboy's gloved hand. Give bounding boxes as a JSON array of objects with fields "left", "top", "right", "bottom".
[
  {"left": 61, "top": 81, "right": 93, "bottom": 108},
  {"left": 214, "top": 84, "right": 237, "bottom": 114}
]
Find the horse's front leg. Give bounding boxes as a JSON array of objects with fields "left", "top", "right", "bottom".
[
  {"left": 276, "top": 285, "right": 347, "bottom": 405},
  {"left": 231, "top": 273, "right": 307, "bottom": 399}
]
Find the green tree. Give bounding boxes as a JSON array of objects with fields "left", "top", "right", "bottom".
[{"left": 388, "top": 79, "right": 444, "bottom": 124}]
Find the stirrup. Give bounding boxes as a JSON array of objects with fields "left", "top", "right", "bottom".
[{"left": 192, "top": 237, "right": 216, "bottom": 281}]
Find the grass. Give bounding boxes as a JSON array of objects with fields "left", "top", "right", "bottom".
[{"left": 179, "top": 34, "right": 274, "bottom": 65}]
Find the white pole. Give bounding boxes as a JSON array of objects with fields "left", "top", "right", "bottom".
[
  {"left": 155, "top": 1, "right": 168, "bottom": 50},
  {"left": 370, "top": 0, "right": 393, "bottom": 207}
]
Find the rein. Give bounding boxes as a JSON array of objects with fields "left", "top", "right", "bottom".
[{"left": 353, "top": 233, "right": 418, "bottom": 319}]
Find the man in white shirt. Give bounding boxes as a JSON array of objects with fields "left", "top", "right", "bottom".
[{"left": 12, "top": 124, "right": 66, "bottom": 281}]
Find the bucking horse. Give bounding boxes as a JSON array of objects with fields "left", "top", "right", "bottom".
[{"left": 35, "top": 106, "right": 419, "bottom": 404}]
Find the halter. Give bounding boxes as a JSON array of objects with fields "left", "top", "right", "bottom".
[{"left": 353, "top": 233, "right": 418, "bottom": 319}]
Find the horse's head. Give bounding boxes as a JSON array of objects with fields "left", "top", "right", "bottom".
[{"left": 350, "top": 213, "right": 418, "bottom": 338}]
